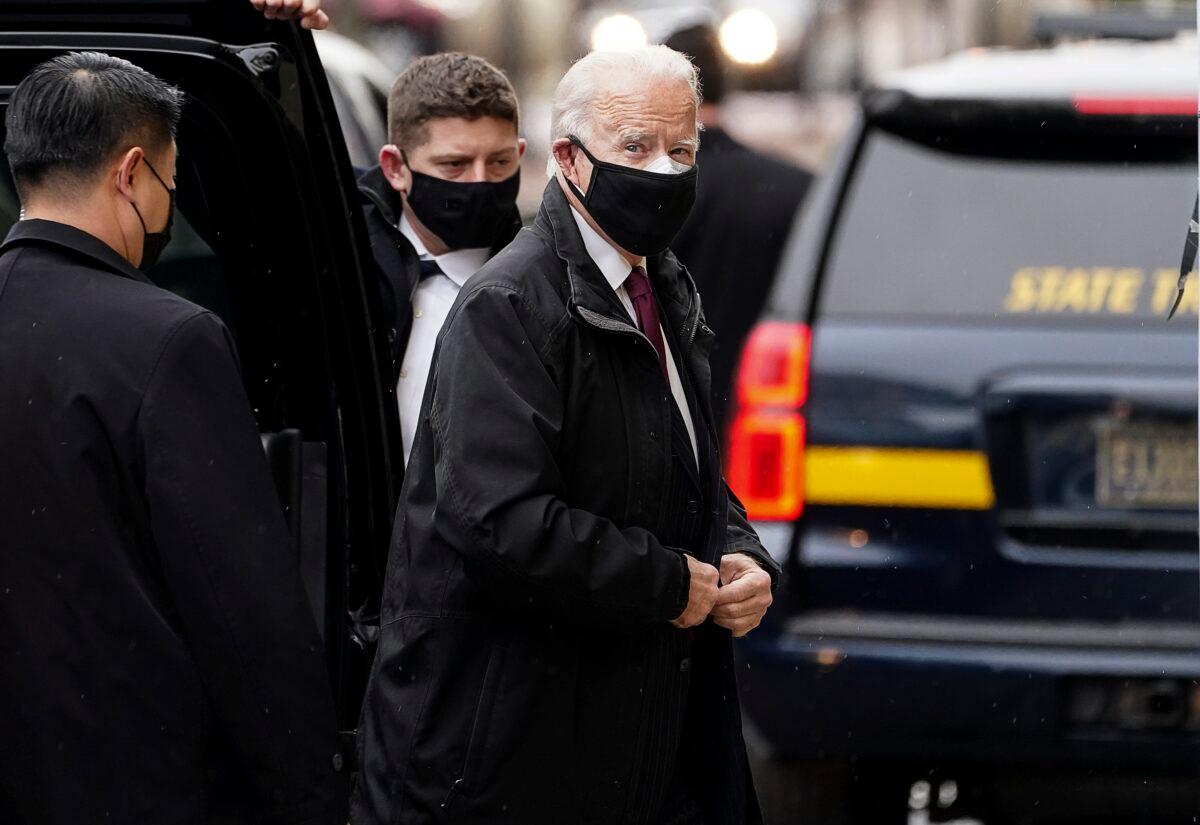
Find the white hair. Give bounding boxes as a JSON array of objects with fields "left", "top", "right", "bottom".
[{"left": 546, "top": 45, "right": 701, "bottom": 177}]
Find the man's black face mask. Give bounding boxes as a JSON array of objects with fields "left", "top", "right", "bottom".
[
  {"left": 403, "top": 153, "right": 521, "bottom": 251},
  {"left": 563, "top": 135, "right": 698, "bottom": 257},
  {"left": 130, "top": 157, "right": 175, "bottom": 271}
]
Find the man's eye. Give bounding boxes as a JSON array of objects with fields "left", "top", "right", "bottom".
[
  {"left": 623, "top": 143, "right": 642, "bottom": 153},
  {"left": 491, "top": 159, "right": 511, "bottom": 167}
]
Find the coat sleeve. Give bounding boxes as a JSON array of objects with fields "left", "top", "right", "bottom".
[
  {"left": 137, "top": 311, "right": 347, "bottom": 825},
  {"left": 428, "top": 284, "right": 690, "bottom": 632},
  {"left": 722, "top": 485, "right": 782, "bottom": 590}
]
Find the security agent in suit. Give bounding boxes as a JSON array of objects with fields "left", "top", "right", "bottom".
[
  {"left": 664, "top": 24, "right": 814, "bottom": 436},
  {"left": 355, "top": 52, "right": 525, "bottom": 464},
  {"left": 0, "top": 50, "right": 345, "bottom": 824}
]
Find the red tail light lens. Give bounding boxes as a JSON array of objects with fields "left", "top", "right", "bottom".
[
  {"left": 727, "top": 322, "right": 810, "bottom": 521},
  {"left": 728, "top": 412, "right": 805, "bottom": 520},
  {"left": 737, "top": 322, "right": 811, "bottom": 408},
  {"left": 1073, "top": 96, "right": 1197, "bottom": 116}
]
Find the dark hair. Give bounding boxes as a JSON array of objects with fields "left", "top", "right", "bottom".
[
  {"left": 664, "top": 25, "right": 726, "bottom": 105},
  {"left": 4, "top": 51, "right": 183, "bottom": 197},
  {"left": 387, "top": 52, "right": 518, "bottom": 150}
]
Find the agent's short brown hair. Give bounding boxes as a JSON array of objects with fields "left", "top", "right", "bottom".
[{"left": 387, "top": 52, "right": 519, "bottom": 150}]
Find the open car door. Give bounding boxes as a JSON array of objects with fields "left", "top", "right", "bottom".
[{"left": 0, "top": 0, "right": 402, "bottom": 743}]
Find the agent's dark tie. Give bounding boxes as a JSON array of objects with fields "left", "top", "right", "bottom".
[
  {"left": 625, "top": 265, "right": 669, "bottom": 380},
  {"left": 418, "top": 258, "right": 444, "bottom": 280}
]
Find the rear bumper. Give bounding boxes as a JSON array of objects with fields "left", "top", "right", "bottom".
[{"left": 738, "top": 611, "right": 1200, "bottom": 768}]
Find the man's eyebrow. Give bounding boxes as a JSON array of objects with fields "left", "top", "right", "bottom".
[
  {"left": 616, "top": 130, "right": 650, "bottom": 144},
  {"left": 426, "top": 153, "right": 472, "bottom": 162},
  {"left": 675, "top": 137, "right": 700, "bottom": 150}
]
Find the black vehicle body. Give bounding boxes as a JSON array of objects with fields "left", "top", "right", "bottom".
[
  {"left": 730, "top": 37, "right": 1200, "bottom": 823},
  {"left": 0, "top": 0, "right": 402, "bottom": 744}
]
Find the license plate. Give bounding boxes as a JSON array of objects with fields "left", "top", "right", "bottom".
[{"left": 1095, "top": 421, "right": 1198, "bottom": 509}]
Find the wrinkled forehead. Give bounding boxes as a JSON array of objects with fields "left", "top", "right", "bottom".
[{"left": 589, "top": 76, "right": 697, "bottom": 144}]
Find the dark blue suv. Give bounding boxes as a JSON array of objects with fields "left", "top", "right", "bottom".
[{"left": 729, "top": 35, "right": 1199, "bottom": 825}]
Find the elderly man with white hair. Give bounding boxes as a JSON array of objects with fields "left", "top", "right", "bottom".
[{"left": 353, "top": 45, "right": 779, "bottom": 825}]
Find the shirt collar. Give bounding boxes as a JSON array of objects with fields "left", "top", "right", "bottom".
[
  {"left": 398, "top": 212, "right": 488, "bottom": 288},
  {"left": 568, "top": 204, "right": 644, "bottom": 293}
]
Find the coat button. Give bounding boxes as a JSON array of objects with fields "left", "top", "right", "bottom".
[
  {"left": 686, "top": 500, "right": 699, "bottom": 514},
  {"left": 332, "top": 753, "right": 345, "bottom": 772},
  {"left": 649, "top": 429, "right": 658, "bottom": 440},
  {"left": 679, "top": 657, "right": 691, "bottom": 673}
]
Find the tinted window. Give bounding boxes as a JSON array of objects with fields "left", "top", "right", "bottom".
[{"left": 820, "top": 128, "right": 1197, "bottom": 322}]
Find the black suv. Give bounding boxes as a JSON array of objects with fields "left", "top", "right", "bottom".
[
  {"left": 0, "top": 0, "right": 403, "bottom": 740},
  {"left": 730, "top": 34, "right": 1199, "bottom": 825}
]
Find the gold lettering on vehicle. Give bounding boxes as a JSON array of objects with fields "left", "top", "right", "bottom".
[
  {"left": 1003, "top": 268, "right": 1039, "bottom": 312},
  {"left": 1003, "top": 267, "right": 1195, "bottom": 315},
  {"left": 1053, "top": 269, "right": 1089, "bottom": 312},
  {"left": 1087, "top": 268, "right": 1114, "bottom": 312},
  {"left": 1110, "top": 269, "right": 1142, "bottom": 314}
]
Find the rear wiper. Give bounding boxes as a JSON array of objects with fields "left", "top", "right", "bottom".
[{"left": 1167, "top": 195, "right": 1198, "bottom": 320}]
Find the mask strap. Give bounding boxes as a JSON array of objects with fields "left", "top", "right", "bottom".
[
  {"left": 564, "top": 135, "right": 595, "bottom": 204},
  {"left": 567, "top": 135, "right": 602, "bottom": 165},
  {"left": 130, "top": 157, "right": 172, "bottom": 233},
  {"left": 129, "top": 201, "right": 150, "bottom": 234},
  {"left": 141, "top": 157, "right": 173, "bottom": 195}
]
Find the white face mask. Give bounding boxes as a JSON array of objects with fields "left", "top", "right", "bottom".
[{"left": 643, "top": 153, "right": 691, "bottom": 175}]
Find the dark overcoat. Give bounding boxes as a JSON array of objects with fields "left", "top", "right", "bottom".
[
  {"left": 0, "top": 220, "right": 346, "bottom": 824},
  {"left": 353, "top": 181, "right": 780, "bottom": 825}
]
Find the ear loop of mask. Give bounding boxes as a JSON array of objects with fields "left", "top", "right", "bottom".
[
  {"left": 128, "top": 157, "right": 171, "bottom": 233},
  {"left": 563, "top": 136, "right": 595, "bottom": 205}
]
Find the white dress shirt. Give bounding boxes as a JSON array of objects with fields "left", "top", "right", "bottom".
[
  {"left": 569, "top": 206, "right": 698, "bottom": 462},
  {"left": 397, "top": 213, "right": 490, "bottom": 463}
]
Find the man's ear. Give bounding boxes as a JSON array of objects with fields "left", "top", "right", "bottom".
[
  {"left": 114, "top": 146, "right": 144, "bottom": 199},
  {"left": 517, "top": 137, "right": 528, "bottom": 159},
  {"left": 551, "top": 138, "right": 582, "bottom": 187},
  {"left": 379, "top": 144, "right": 411, "bottom": 196}
]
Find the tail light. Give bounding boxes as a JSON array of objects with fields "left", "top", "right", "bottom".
[
  {"left": 1073, "top": 96, "right": 1197, "bottom": 116},
  {"left": 726, "top": 322, "right": 810, "bottom": 521}
]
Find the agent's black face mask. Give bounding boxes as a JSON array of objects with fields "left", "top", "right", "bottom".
[
  {"left": 563, "top": 135, "right": 698, "bottom": 257},
  {"left": 130, "top": 157, "right": 175, "bottom": 271},
  {"left": 403, "top": 153, "right": 521, "bottom": 251}
]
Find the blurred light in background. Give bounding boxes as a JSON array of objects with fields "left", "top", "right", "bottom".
[
  {"left": 720, "top": 8, "right": 779, "bottom": 65},
  {"left": 591, "top": 13, "right": 648, "bottom": 52}
]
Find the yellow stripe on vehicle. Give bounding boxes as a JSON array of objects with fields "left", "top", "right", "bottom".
[{"left": 804, "top": 447, "right": 995, "bottom": 510}]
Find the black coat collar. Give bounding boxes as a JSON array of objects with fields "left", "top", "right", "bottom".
[
  {"left": 1, "top": 219, "right": 153, "bottom": 285},
  {"left": 533, "top": 178, "right": 701, "bottom": 348},
  {"left": 357, "top": 164, "right": 403, "bottom": 228}
]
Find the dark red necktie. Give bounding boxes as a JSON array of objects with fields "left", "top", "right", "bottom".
[{"left": 625, "top": 265, "right": 669, "bottom": 380}]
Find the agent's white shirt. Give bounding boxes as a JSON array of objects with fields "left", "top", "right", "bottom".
[
  {"left": 397, "top": 213, "right": 490, "bottom": 464},
  {"left": 569, "top": 205, "right": 698, "bottom": 463}
]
